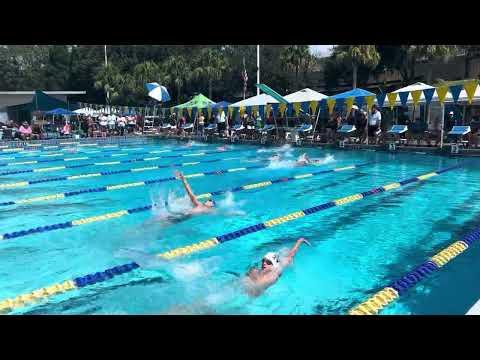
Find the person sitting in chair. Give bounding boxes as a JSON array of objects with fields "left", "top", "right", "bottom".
[{"left": 18, "top": 121, "right": 32, "bottom": 140}]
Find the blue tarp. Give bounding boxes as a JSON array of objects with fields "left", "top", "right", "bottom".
[
  {"left": 330, "top": 88, "right": 376, "bottom": 100},
  {"left": 212, "top": 101, "right": 231, "bottom": 109},
  {"left": 45, "top": 108, "right": 77, "bottom": 115}
]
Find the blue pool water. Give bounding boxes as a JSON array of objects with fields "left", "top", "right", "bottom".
[{"left": 1, "top": 139, "right": 480, "bottom": 315}]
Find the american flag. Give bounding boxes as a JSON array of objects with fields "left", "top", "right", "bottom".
[{"left": 242, "top": 58, "right": 248, "bottom": 99}]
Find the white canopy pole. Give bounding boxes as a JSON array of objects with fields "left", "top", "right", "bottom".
[
  {"left": 312, "top": 107, "right": 321, "bottom": 141},
  {"left": 440, "top": 103, "right": 445, "bottom": 149},
  {"left": 366, "top": 105, "right": 369, "bottom": 145}
]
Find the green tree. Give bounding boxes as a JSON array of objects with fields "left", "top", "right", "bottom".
[
  {"left": 333, "top": 45, "right": 380, "bottom": 88},
  {"left": 161, "top": 55, "right": 191, "bottom": 103},
  {"left": 377, "top": 45, "right": 457, "bottom": 85},
  {"left": 0, "top": 46, "right": 22, "bottom": 90},
  {"left": 123, "top": 61, "right": 163, "bottom": 105},
  {"left": 192, "top": 48, "right": 229, "bottom": 100},
  {"left": 43, "top": 45, "right": 72, "bottom": 90},
  {"left": 94, "top": 63, "right": 123, "bottom": 105},
  {"left": 280, "top": 45, "right": 311, "bottom": 91}
]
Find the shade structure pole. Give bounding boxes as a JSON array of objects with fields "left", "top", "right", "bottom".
[
  {"left": 312, "top": 106, "right": 321, "bottom": 142},
  {"left": 366, "top": 105, "right": 369, "bottom": 145},
  {"left": 273, "top": 112, "right": 279, "bottom": 141},
  {"left": 440, "top": 103, "right": 445, "bottom": 149}
]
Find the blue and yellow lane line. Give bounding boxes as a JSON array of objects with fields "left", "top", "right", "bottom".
[
  {"left": 0, "top": 149, "right": 240, "bottom": 177},
  {"left": 0, "top": 163, "right": 268, "bottom": 207},
  {"left": 0, "top": 142, "right": 215, "bottom": 162},
  {"left": 0, "top": 144, "right": 229, "bottom": 168},
  {"left": 0, "top": 164, "right": 463, "bottom": 314},
  {"left": 348, "top": 225, "right": 480, "bottom": 315},
  {"left": 0, "top": 161, "right": 373, "bottom": 208},
  {"left": 0, "top": 156, "right": 246, "bottom": 191},
  {"left": 0, "top": 139, "right": 153, "bottom": 153},
  {"left": 0, "top": 161, "right": 371, "bottom": 234}
]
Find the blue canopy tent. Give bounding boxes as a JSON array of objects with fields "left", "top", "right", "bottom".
[
  {"left": 6, "top": 90, "right": 71, "bottom": 124},
  {"left": 211, "top": 101, "right": 231, "bottom": 109},
  {"left": 330, "top": 88, "right": 376, "bottom": 101},
  {"left": 45, "top": 108, "right": 77, "bottom": 116},
  {"left": 44, "top": 108, "right": 78, "bottom": 135},
  {"left": 328, "top": 88, "right": 377, "bottom": 144}
]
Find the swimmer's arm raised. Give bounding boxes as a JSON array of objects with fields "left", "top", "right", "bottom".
[
  {"left": 175, "top": 171, "right": 201, "bottom": 207},
  {"left": 281, "top": 237, "right": 311, "bottom": 268}
]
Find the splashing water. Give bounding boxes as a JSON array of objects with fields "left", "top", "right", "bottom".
[
  {"left": 217, "top": 192, "right": 246, "bottom": 216},
  {"left": 310, "top": 153, "right": 335, "bottom": 166},
  {"left": 150, "top": 190, "right": 192, "bottom": 219},
  {"left": 267, "top": 157, "right": 297, "bottom": 169},
  {"left": 185, "top": 140, "right": 207, "bottom": 147},
  {"left": 170, "top": 257, "right": 223, "bottom": 281}
]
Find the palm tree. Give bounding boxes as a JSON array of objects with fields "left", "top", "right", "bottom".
[
  {"left": 161, "top": 55, "right": 191, "bottom": 102},
  {"left": 334, "top": 45, "right": 380, "bottom": 88},
  {"left": 94, "top": 63, "right": 123, "bottom": 105},
  {"left": 133, "top": 61, "right": 161, "bottom": 85},
  {"left": 192, "top": 48, "right": 229, "bottom": 99},
  {"left": 280, "top": 45, "right": 311, "bottom": 90},
  {"left": 129, "top": 61, "right": 163, "bottom": 104}
]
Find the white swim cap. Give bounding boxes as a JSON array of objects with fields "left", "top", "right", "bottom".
[{"left": 262, "top": 252, "right": 280, "bottom": 268}]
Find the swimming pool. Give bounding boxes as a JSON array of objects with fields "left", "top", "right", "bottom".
[{"left": 1, "top": 138, "right": 479, "bottom": 315}]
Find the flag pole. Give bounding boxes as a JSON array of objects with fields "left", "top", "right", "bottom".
[
  {"left": 104, "top": 45, "right": 110, "bottom": 111},
  {"left": 257, "top": 45, "right": 260, "bottom": 96},
  {"left": 243, "top": 57, "right": 247, "bottom": 100}
]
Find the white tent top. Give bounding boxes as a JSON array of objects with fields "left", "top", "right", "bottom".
[
  {"left": 74, "top": 107, "right": 101, "bottom": 116},
  {"left": 382, "top": 82, "right": 480, "bottom": 106},
  {"left": 383, "top": 82, "right": 434, "bottom": 106},
  {"left": 230, "top": 93, "right": 278, "bottom": 107},
  {"left": 444, "top": 83, "right": 480, "bottom": 103},
  {"left": 282, "top": 88, "right": 328, "bottom": 103},
  {"left": 392, "top": 82, "right": 435, "bottom": 93}
]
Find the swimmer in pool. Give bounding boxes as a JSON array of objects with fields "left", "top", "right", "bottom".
[
  {"left": 269, "top": 153, "right": 281, "bottom": 161},
  {"left": 243, "top": 237, "right": 311, "bottom": 297},
  {"left": 217, "top": 145, "right": 228, "bottom": 151},
  {"left": 296, "top": 153, "right": 311, "bottom": 166},
  {"left": 174, "top": 171, "right": 216, "bottom": 215}
]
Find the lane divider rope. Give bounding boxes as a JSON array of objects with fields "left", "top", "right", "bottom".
[
  {"left": 0, "top": 161, "right": 371, "bottom": 235},
  {"left": 348, "top": 225, "right": 480, "bottom": 315},
  {"left": 0, "top": 163, "right": 462, "bottom": 314},
  {"left": 0, "top": 144, "right": 229, "bottom": 168},
  {"left": 0, "top": 161, "right": 274, "bottom": 207},
  {"left": 0, "top": 156, "right": 245, "bottom": 190},
  {"left": 0, "top": 141, "right": 218, "bottom": 161},
  {"left": 0, "top": 149, "right": 240, "bottom": 177},
  {"left": 0, "top": 139, "right": 154, "bottom": 153}
]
